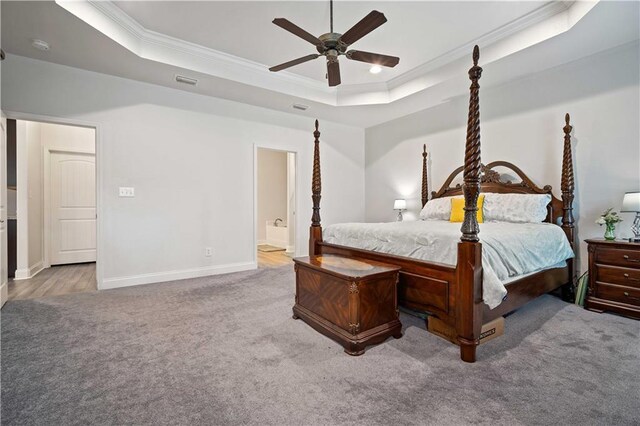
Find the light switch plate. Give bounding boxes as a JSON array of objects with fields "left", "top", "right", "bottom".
[{"left": 119, "top": 187, "right": 135, "bottom": 197}]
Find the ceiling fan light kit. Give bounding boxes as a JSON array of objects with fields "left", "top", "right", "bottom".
[{"left": 269, "top": 0, "right": 400, "bottom": 87}]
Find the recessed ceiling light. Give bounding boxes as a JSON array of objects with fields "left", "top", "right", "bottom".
[
  {"left": 369, "top": 65, "right": 382, "bottom": 74},
  {"left": 31, "top": 39, "right": 50, "bottom": 51}
]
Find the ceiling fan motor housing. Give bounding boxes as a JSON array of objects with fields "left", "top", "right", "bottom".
[{"left": 317, "top": 33, "right": 347, "bottom": 55}]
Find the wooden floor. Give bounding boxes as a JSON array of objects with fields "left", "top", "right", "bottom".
[
  {"left": 8, "top": 263, "right": 97, "bottom": 301},
  {"left": 7, "top": 254, "right": 288, "bottom": 301},
  {"left": 257, "top": 250, "right": 293, "bottom": 268}
]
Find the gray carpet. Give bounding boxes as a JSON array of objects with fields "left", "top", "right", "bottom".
[{"left": 1, "top": 266, "right": 639, "bottom": 425}]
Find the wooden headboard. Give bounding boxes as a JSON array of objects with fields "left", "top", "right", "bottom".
[
  {"left": 429, "top": 161, "right": 563, "bottom": 225},
  {"left": 420, "top": 114, "right": 575, "bottom": 234}
]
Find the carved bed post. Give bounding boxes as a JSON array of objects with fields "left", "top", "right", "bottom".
[
  {"left": 421, "top": 145, "right": 429, "bottom": 208},
  {"left": 456, "top": 45, "right": 484, "bottom": 363},
  {"left": 561, "top": 113, "right": 576, "bottom": 301},
  {"left": 309, "top": 119, "right": 323, "bottom": 256}
]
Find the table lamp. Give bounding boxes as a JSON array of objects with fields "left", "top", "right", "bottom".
[
  {"left": 622, "top": 191, "right": 640, "bottom": 242},
  {"left": 394, "top": 199, "right": 406, "bottom": 222}
]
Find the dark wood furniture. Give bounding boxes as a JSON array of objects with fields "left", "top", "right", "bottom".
[
  {"left": 293, "top": 255, "right": 402, "bottom": 355},
  {"left": 303, "top": 45, "right": 576, "bottom": 363},
  {"left": 585, "top": 239, "right": 640, "bottom": 319}
]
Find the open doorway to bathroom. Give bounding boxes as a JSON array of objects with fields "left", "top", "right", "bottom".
[
  {"left": 5, "top": 119, "right": 97, "bottom": 300},
  {"left": 256, "top": 147, "right": 295, "bottom": 269}
]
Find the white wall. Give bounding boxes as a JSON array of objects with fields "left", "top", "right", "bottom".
[
  {"left": 256, "top": 148, "right": 287, "bottom": 243},
  {"left": 15, "top": 120, "right": 41, "bottom": 277},
  {"left": 26, "top": 121, "right": 42, "bottom": 272},
  {"left": 40, "top": 122, "right": 95, "bottom": 154},
  {"left": 286, "top": 152, "right": 296, "bottom": 253},
  {"left": 365, "top": 43, "right": 640, "bottom": 274},
  {"left": 2, "top": 55, "right": 365, "bottom": 288}
]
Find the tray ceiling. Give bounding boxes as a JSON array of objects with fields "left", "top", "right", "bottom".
[
  {"left": 111, "top": 1, "right": 547, "bottom": 85},
  {"left": 53, "top": 0, "right": 598, "bottom": 106},
  {"left": 2, "top": 1, "right": 638, "bottom": 127}
]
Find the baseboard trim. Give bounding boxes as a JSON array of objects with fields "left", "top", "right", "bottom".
[
  {"left": 0, "top": 281, "right": 8, "bottom": 308},
  {"left": 14, "top": 261, "right": 45, "bottom": 280},
  {"left": 266, "top": 239, "right": 287, "bottom": 249},
  {"left": 257, "top": 239, "right": 288, "bottom": 249},
  {"left": 14, "top": 269, "right": 30, "bottom": 280},
  {"left": 100, "top": 261, "right": 257, "bottom": 290}
]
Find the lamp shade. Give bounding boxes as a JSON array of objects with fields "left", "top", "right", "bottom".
[
  {"left": 394, "top": 199, "right": 407, "bottom": 210},
  {"left": 622, "top": 192, "right": 640, "bottom": 212}
]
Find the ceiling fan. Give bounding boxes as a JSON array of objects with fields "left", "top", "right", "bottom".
[{"left": 268, "top": 0, "right": 400, "bottom": 87}]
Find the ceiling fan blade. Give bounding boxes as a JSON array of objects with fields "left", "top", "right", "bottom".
[
  {"left": 346, "top": 50, "right": 399, "bottom": 67},
  {"left": 327, "top": 59, "right": 341, "bottom": 87},
  {"left": 338, "top": 11, "right": 387, "bottom": 46},
  {"left": 273, "top": 18, "right": 323, "bottom": 46},
  {"left": 269, "top": 54, "right": 320, "bottom": 72}
]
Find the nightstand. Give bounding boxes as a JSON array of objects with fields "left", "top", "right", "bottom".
[{"left": 585, "top": 239, "right": 640, "bottom": 319}]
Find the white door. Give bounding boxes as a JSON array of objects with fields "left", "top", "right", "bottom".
[
  {"left": 0, "top": 117, "right": 8, "bottom": 306},
  {"left": 49, "top": 151, "right": 96, "bottom": 265}
]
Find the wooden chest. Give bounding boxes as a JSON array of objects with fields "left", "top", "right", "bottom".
[
  {"left": 585, "top": 239, "right": 640, "bottom": 319},
  {"left": 293, "top": 255, "right": 402, "bottom": 355}
]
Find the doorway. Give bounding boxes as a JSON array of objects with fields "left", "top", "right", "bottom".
[
  {"left": 5, "top": 119, "right": 97, "bottom": 300},
  {"left": 256, "top": 147, "right": 296, "bottom": 269}
]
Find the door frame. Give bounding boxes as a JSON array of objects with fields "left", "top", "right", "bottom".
[
  {"left": 43, "top": 148, "right": 96, "bottom": 268},
  {"left": 1, "top": 114, "right": 8, "bottom": 307},
  {"left": 253, "top": 144, "right": 299, "bottom": 264},
  {"left": 3, "top": 111, "right": 103, "bottom": 288}
]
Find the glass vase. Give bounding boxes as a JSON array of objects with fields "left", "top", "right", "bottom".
[{"left": 604, "top": 223, "right": 616, "bottom": 241}]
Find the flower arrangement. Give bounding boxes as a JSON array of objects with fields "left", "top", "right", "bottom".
[{"left": 596, "top": 208, "right": 622, "bottom": 240}]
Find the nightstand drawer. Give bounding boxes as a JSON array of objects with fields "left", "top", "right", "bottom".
[
  {"left": 596, "top": 248, "right": 640, "bottom": 268},
  {"left": 597, "top": 265, "right": 640, "bottom": 288},
  {"left": 595, "top": 282, "right": 640, "bottom": 306}
]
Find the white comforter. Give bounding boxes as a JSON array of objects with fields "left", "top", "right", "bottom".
[{"left": 323, "top": 220, "right": 574, "bottom": 309}]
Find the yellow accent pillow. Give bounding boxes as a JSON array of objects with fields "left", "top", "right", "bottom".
[{"left": 450, "top": 194, "right": 484, "bottom": 223}]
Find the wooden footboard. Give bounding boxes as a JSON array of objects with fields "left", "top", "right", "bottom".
[
  {"left": 319, "top": 242, "right": 457, "bottom": 322},
  {"left": 320, "top": 245, "right": 570, "bottom": 320}
]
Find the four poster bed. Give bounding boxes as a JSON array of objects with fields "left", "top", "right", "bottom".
[{"left": 299, "top": 46, "right": 576, "bottom": 363}]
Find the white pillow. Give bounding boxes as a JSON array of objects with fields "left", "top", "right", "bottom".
[
  {"left": 483, "top": 193, "right": 551, "bottom": 223},
  {"left": 419, "top": 196, "right": 456, "bottom": 220}
]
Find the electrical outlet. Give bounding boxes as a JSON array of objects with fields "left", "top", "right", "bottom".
[
  {"left": 204, "top": 247, "right": 212, "bottom": 257},
  {"left": 119, "top": 187, "right": 135, "bottom": 197}
]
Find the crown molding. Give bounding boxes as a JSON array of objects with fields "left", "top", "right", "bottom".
[
  {"left": 89, "top": 0, "right": 329, "bottom": 91},
  {"left": 56, "top": 0, "right": 595, "bottom": 108},
  {"left": 339, "top": 0, "right": 597, "bottom": 106},
  {"left": 57, "top": 0, "right": 336, "bottom": 105},
  {"left": 387, "top": 1, "right": 574, "bottom": 91}
]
